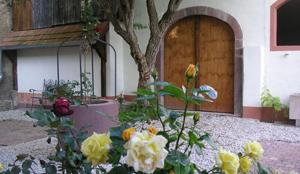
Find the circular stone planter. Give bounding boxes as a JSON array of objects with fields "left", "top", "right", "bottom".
[{"left": 68, "top": 100, "right": 119, "bottom": 134}]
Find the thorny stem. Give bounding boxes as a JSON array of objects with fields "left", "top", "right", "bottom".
[{"left": 175, "top": 80, "right": 189, "bottom": 150}]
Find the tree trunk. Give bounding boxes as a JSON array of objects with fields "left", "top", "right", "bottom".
[
  {"left": 137, "top": 57, "right": 151, "bottom": 88},
  {"left": 129, "top": 42, "right": 151, "bottom": 89}
]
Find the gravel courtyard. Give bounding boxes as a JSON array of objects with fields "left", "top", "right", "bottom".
[{"left": 0, "top": 109, "right": 299, "bottom": 173}]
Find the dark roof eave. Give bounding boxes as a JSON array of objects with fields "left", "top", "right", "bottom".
[{"left": 0, "top": 40, "right": 82, "bottom": 50}]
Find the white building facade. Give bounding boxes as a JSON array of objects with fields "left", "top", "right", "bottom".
[{"left": 14, "top": 0, "right": 300, "bottom": 118}]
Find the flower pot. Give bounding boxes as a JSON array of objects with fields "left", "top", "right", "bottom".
[
  {"left": 261, "top": 107, "right": 293, "bottom": 124},
  {"left": 261, "top": 107, "right": 275, "bottom": 123},
  {"left": 68, "top": 100, "right": 119, "bottom": 135}
]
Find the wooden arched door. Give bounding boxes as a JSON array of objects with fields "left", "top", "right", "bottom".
[{"left": 164, "top": 16, "right": 234, "bottom": 113}]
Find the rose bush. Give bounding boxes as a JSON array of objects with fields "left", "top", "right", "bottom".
[{"left": 0, "top": 64, "right": 277, "bottom": 174}]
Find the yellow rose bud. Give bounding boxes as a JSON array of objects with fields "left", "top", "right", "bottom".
[
  {"left": 0, "top": 162, "right": 3, "bottom": 171},
  {"left": 218, "top": 149, "right": 240, "bottom": 174},
  {"left": 122, "top": 127, "right": 136, "bottom": 141},
  {"left": 185, "top": 64, "right": 197, "bottom": 79},
  {"left": 239, "top": 156, "right": 252, "bottom": 173},
  {"left": 244, "top": 141, "right": 264, "bottom": 161},
  {"left": 81, "top": 132, "right": 112, "bottom": 165},
  {"left": 193, "top": 112, "right": 201, "bottom": 123},
  {"left": 148, "top": 126, "right": 157, "bottom": 135}
]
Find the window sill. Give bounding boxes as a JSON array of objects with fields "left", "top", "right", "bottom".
[{"left": 270, "top": 45, "right": 300, "bottom": 51}]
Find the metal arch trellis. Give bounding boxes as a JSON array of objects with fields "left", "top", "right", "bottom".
[{"left": 56, "top": 37, "right": 117, "bottom": 100}]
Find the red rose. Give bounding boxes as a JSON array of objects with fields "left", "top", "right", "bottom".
[{"left": 53, "top": 97, "right": 73, "bottom": 116}]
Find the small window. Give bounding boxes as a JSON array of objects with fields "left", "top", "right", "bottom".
[
  {"left": 277, "top": 0, "right": 300, "bottom": 46},
  {"left": 270, "top": 0, "right": 300, "bottom": 51}
]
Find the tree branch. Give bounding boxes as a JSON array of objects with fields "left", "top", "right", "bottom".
[
  {"left": 145, "top": 0, "right": 182, "bottom": 69},
  {"left": 146, "top": 0, "right": 159, "bottom": 33},
  {"left": 145, "top": 0, "right": 160, "bottom": 66},
  {"left": 159, "top": 0, "right": 182, "bottom": 31}
]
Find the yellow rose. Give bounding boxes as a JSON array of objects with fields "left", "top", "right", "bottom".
[
  {"left": 218, "top": 149, "right": 240, "bottom": 174},
  {"left": 124, "top": 131, "right": 168, "bottom": 174},
  {"left": 81, "top": 132, "right": 112, "bottom": 165},
  {"left": 239, "top": 156, "right": 252, "bottom": 173},
  {"left": 185, "top": 64, "right": 197, "bottom": 79},
  {"left": 147, "top": 126, "right": 157, "bottom": 135},
  {"left": 244, "top": 141, "right": 264, "bottom": 160},
  {"left": 122, "top": 127, "right": 136, "bottom": 141},
  {"left": 0, "top": 162, "right": 3, "bottom": 171}
]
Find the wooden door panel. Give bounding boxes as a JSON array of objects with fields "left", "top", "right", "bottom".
[
  {"left": 198, "top": 16, "right": 234, "bottom": 113},
  {"left": 164, "top": 16, "right": 234, "bottom": 113},
  {"left": 164, "top": 18, "right": 196, "bottom": 110}
]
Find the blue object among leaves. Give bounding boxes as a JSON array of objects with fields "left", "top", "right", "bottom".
[{"left": 199, "top": 85, "right": 218, "bottom": 100}]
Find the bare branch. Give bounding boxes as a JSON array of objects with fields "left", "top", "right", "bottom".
[
  {"left": 159, "top": 0, "right": 182, "bottom": 31},
  {"left": 146, "top": 0, "right": 159, "bottom": 33},
  {"left": 128, "top": 0, "right": 135, "bottom": 32},
  {"left": 144, "top": 0, "right": 161, "bottom": 66},
  {"left": 145, "top": 0, "right": 182, "bottom": 68}
]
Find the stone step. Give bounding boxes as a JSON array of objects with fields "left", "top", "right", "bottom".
[{"left": 0, "top": 100, "right": 12, "bottom": 111}]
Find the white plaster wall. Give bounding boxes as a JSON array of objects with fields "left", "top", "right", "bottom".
[
  {"left": 112, "top": 0, "right": 300, "bottom": 106},
  {"left": 18, "top": 0, "right": 300, "bottom": 107},
  {"left": 17, "top": 47, "right": 102, "bottom": 96},
  {"left": 118, "top": 0, "right": 266, "bottom": 107},
  {"left": 106, "top": 23, "right": 125, "bottom": 96},
  {"left": 243, "top": 46, "right": 265, "bottom": 107},
  {"left": 264, "top": 0, "right": 300, "bottom": 104}
]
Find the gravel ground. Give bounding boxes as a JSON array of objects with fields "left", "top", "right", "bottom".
[
  {"left": 0, "top": 109, "right": 300, "bottom": 172},
  {"left": 0, "top": 109, "right": 35, "bottom": 122}
]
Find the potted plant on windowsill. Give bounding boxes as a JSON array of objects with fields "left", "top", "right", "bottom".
[{"left": 260, "top": 88, "right": 289, "bottom": 123}]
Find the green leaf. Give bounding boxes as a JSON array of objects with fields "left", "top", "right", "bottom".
[
  {"left": 174, "top": 163, "right": 194, "bottom": 174},
  {"left": 73, "top": 99, "right": 82, "bottom": 106},
  {"left": 11, "top": 166, "right": 21, "bottom": 174},
  {"left": 21, "top": 160, "right": 32, "bottom": 170},
  {"left": 45, "top": 164, "right": 57, "bottom": 174},
  {"left": 108, "top": 166, "right": 128, "bottom": 174},
  {"left": 26, "top": 109, "right": 57, "bottom": 127},
  {"left": 188, "top": 131, "right": 198, "bottom": 146},
  {"left": 187, "top": 96, "right": 212, "bottom": 105},
  {"left": 109, "top": 125, "right": 128, "bottom": 139},
  {"left": 146, "top": 81, "right": 171, "bottom": 87},
  {"left": 16, "top": 154, "right": 29, "bottom": 161},
  {"left": 158, "top": 105, "right": 168, "bottom": 117},
  {"left": 137, "top": 88, "right": 155, "bottom": 95},
  {"left": 60, "top": 118, "right": 74, "bottom": 129},
  {"left": 166, "top": 150, "right": 190, "bottom": 166},
  {"left": 159, "top": 85, "right": 184, "bottom": 99},
  {"left": 21, "top": 169, "right": 30, "bottom": 174},
  {"left": 257, "top": 162, "right": 269, "bottom": 174},
  {"left": 136, "top": 95, "right": 156, "bottom": 101},
  {"left": 199, "top": 132, "right": 216, "bottom": 149}
]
